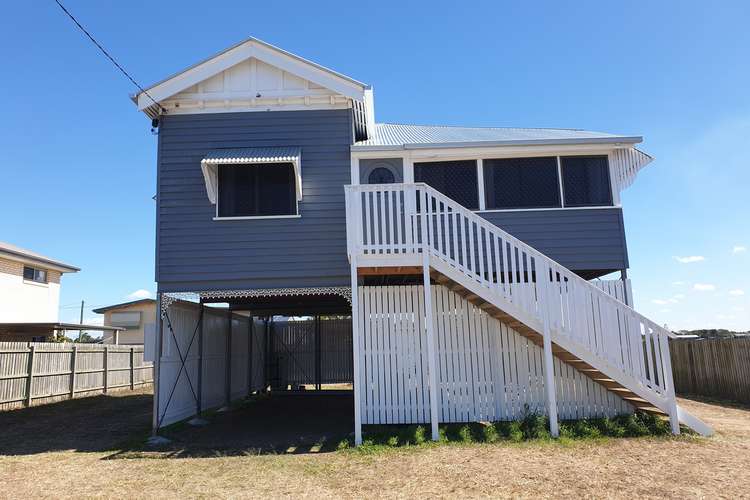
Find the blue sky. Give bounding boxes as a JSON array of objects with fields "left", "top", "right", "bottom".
[{"left": 1, "top": 1, "right": 748, "bottom": 331}]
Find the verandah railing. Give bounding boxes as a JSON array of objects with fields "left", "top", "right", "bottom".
[{"left": 345, "top": 183, "right": 677, "bottom": 414}]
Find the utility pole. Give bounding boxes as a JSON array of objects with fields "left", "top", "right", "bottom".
[{"left": 78, "top": 300, "right": 84, "bottom": 342}]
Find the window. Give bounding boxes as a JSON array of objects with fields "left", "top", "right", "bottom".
[
  {"left": 23, "top": 266, "right": 48, "bottom": 283},
  {"left": 218, "top": 163, "right": 297, "bottom": 217},
  {"left": 414, "top": 160, "right": 478, "bottom": 209},
  {"left": 561, "top": 156, "right": 613, "bottom": 207},
  {"left": 483, "top": 157, "right": 561, "bottom": 209},
  {"left": 368, "top": 167, "right": 396, "bottom": 184}
]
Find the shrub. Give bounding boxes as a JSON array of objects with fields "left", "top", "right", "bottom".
[
  {"left": 457, "top": 425, "right": 474, "bottom": 443},
  {"left": 413, "top": 425, "right": 427, "bottom": 444},
  {"left": 483, "top": 423, "right": 500, "bottom": 443},
  {"left": 508, "top": 421, "right": 524, "bottom": 442},
  {"left": 520, "top": 412, "right": 550, "bottom": 440}
]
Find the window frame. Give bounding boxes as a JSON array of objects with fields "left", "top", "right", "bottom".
[
  {"left": 481, "top": 155, "right": 563, "bottom": 210},
  {"left": 559, "top": 155, "right": 614, "bottom": 208},
  {"left": 214, "top": 163, "right": 301, "bottom": 221},
  {"left": 23, "top": 266, "right": 48, "bottom": 284},
  {"left": 414, "top": 159, "right": 480, "bottom": 210}
]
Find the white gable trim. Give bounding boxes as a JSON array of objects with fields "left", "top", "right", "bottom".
[{"left": 136, "top": 38, "right": 368, "bottom": 110}]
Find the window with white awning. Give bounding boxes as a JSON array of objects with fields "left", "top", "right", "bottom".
[{"left": 200, "top": 147, "right": 302, "bottom": 218}]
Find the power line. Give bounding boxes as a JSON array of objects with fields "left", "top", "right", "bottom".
[{"left": 53, "top": 0, "right": 165, "bottom": 113}]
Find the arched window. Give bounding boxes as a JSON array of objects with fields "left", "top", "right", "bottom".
[{"left": 368, "top": 167, "right": 396, "bottom": 184}]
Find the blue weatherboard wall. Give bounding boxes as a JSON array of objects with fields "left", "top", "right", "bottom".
[
  {"left": 156, "top": 109, "right": 354, "bottom": 292},
  {"left": 155, "top": 109, "right": 629, "bottom": 292},
  {"left": 480, "top": 208, "right": 629, "bottom": 273}
]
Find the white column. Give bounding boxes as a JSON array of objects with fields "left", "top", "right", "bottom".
[
  {"left": 540, "top": 266, "right": 559, "bottom": 437},
  {"left": 422, "top": 257, "right": 440, "bottom": 441},
  {"left": 152, "top": 292, "right": 163, "bottom": 435},
  {"left": 477, "top": 159, "right": 486, "bottom": 211},
  {"left": 350, "top": 259, "right": 363, "bottom": 445}
]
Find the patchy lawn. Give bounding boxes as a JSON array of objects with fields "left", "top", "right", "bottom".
[{"left": 0, "top": 389, "right": 748, "bottom": 499}]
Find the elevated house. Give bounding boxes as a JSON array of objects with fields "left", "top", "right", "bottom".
[{"left": 134, "top": 37, "right": 711, "bottom": 440}]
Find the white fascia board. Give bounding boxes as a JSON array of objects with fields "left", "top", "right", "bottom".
[
  {"left": 0, "top": 250, "right": 79, "bottom": 274},
  {"left": 351, "top": 136, "right": 643, "bottom": 153},
  {"left": 351, "top": 142, "right": 636, "bottom": 161},
  {"left": 137, "top": 38, "right": 367, "bottom": 110}
]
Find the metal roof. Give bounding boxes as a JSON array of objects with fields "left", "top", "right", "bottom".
[
  {"left": 92, "top": 298, "right": 156, "bottom": 314},
  {"left": 352, "top": 123, "right": 643, "bottom": 151},
  {"left": 202, "top": 147, "right": 302, "bottom": 164},
  {"left": 0, "top": 241, "right": 80, "bottom": 273}
]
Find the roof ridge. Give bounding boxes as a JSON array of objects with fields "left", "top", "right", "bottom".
[{"left": 376, "top": 122, "right": 588, "bottom": 132}]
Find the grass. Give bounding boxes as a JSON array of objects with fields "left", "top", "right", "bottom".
[{"left": 337, "top": 411, "right": 682, "bottom": 453}]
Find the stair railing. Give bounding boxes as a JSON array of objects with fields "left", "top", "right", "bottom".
[{"left": 345, "top": 183, "right": 677, "bottom": 407}]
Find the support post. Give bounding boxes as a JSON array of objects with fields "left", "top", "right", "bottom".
[
  {"left": 422, "top": 258, "right": 440, "bottom": 441},
  {"left": 263, "top": 318, "right": 269, "bottom": 391},
  {"left": 350, "top": 259, "right": 363, "bottom": 446},
  {"left": 197, "top": 303, "right": 204, "bottom": 413},
  {"left": 315, "top": 315, "right": 322, "bottom": 390},
  {"left": 103, "top": 346, "right": 109, "bottom": 393},
  {"left": 152, "top": 293, "right": 164, "bottom": 435},
  {"left": 25, "top": 343, "right": 35, "bottom": 407},
  {"left": 541, "top": 265, "right": 559, "bottom": 438},
  {"left": 247, "top": 316, "right": 253, "bottom": 394},
  {"left": 70, "top": 345, "right": 78, "bottom": 398},
  {"left": 130, "top": 347, "right": 135, "bottom": 390},
  {"left": 225, "top": 309, "right": 233, "bottom": 406},
  {"left": 659, "top": 331, "right": 680, "bottom": 435}
]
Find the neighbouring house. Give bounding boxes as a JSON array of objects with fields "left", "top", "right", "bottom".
[
  {"left": 132, "top": 37, "right": 711, "bottom": 440},
  {"left": 0, "top": 242, "right": 80, "bottom": 341},
  {"left": 93, "top": 299, "right": 157, "bottom": 345}
]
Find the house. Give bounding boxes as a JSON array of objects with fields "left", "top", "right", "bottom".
[
  {"left": 93, "top": 299, "right": 157, "bottom": 345},
  {"left": 132, "top": 37, "right": 711, "bottom": 440},
  {"left": 0, "top": 242, "right": 80, "bottom": 341}
]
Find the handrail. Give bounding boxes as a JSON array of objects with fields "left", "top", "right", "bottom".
[{"left": 345, "top": 182, "right": 677, "bottom": 405}]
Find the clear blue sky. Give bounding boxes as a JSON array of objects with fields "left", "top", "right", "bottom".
[{"left": 1, "top": 1, "right": 748, "bottom": 331}]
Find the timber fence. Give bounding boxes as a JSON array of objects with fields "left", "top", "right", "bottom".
[
  {"left": 670, "top": 337, "right": 750, "bottom": 404},
  {"left": 0, "top": 341, "right": 152, "bottom": 410}
]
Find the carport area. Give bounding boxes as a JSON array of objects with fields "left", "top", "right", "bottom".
[
  {"left": 154, "top": 289, "right": 354, "bottom": 443},
  {"left": 160, "top": 392, "right": 354, "bottom": 455}
]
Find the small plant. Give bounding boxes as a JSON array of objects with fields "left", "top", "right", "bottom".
[
  {"left": 457, "top": 424, "right": 474, "bottom": 443},
  {"left": 386, "top": 436, "right": 399, "bottom": 447},
  {"left": 508, "top": 421, "right": 524, "bottom": 442},
  {"left": 482, "top": 423, "right": 499, "bottom": 443},
  {"left": 520, "top": 410, "right": 550, "bottom": 440},
  {"left": 413, "top": 425, "right": 427, "bottom": 444}
]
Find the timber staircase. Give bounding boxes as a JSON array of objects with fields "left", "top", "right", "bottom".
[{"left": 345, "top": 182, "right": 712, "bottom": 436}]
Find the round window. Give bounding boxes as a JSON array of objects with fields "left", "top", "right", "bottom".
[{"left": 368, "top": 167, "right": 396, "bottom": 184}]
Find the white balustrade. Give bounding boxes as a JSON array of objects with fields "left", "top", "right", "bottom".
[{"left": 345, "top": 183, "right": 676, "bottom": 405}]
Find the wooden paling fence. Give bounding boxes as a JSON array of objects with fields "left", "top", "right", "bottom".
[
  {"left": 0, "top": 341, "right": 153, "bottom": 410},
  {"left": 670, "top": 337, "right": 750, "bottom": 403}
]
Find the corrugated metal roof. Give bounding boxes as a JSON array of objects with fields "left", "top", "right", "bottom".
[
  {"left": 0, "top": 241, "right": 79, "bottom": 272},
  {"left": 202, "top": 147, "right": 302, "bottom": 164},
  {"left": 353, "top": 123, "right": 642, "bottom": 150}
]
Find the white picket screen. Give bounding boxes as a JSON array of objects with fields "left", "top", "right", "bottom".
[
  {"left": 345, "top": 182, "right": 679, "bottom": 427},
  {"left": 356, "top": 285, "right": 632, "bottom": 425}
]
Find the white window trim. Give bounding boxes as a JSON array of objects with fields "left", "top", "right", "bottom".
[
  {"left": 213, "top": 214, "right": 302, "bottom": 221},
  {"left": 213, "top": 163, "right": 301, "bottom": 220}
]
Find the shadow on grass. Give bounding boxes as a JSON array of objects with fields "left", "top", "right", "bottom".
[{"left": 0, "top": 389, "right": 153, "bottom": 456}]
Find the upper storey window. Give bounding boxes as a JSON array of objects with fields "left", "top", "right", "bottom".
[
  {"left": 415, "top": 160, "right": 479, "bottom": 209},
  {"left": 218, "top": 163, "right": 298, "bottom": 218},
  {"left": 23, "top": 266, "right": 47, "bottom": 283},
  {"left": 561, "top": 156, "right": 613, "bottom": 207},
  {"left": 483, "top": 157, "right": 561, "bottom": 209}
]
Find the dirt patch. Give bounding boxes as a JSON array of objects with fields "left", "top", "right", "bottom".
[{"left": 1, "top": 394, "right": 749, "bottom": 498}]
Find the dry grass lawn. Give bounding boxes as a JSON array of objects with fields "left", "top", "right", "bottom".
[{"left": 0, "top": 389, "right": 749, "bottom": 499}]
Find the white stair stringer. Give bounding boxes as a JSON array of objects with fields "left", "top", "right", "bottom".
[{"left": 345, "top": 182, "right": 713, "bottom": 436}]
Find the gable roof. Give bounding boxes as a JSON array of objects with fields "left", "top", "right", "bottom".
[
  {"left": 92, "top": 298, "right": 155, "bottom": 314},
  {"left": 353, "top": 123, "right": 643, "bottom": 151},
  {"left": 0, "top": 241, "right": 79, "bottom": 273},
  {"left": 132, "top": 36, "right": 371, "bottom": 114}
]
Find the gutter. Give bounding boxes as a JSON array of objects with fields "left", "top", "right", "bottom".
[{"left": 351, "top": 136, "right": 643, "bottom": 152}]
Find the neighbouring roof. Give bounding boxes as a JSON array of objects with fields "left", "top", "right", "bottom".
[
  {"left": 0, "top": 241, "right": 79, "bottom": 273},
  {"left": 0, "top": 323, "right": 123, "bottom": 333},
  {"left": 352, "top": 123, "right": 643, "bottom": 151},
  {"left": 92, "top": 299, "right": 156, "bottom": 314}
]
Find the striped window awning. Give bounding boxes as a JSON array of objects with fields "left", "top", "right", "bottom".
[{"left": 200, "top": 147, "right": 302, "bottom": 204}]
